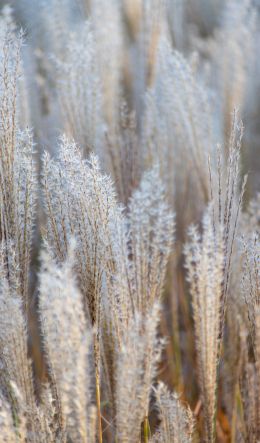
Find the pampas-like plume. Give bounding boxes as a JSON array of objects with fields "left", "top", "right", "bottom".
[
  {"left": 144, "top": 36, "right": 214, "bottom": 213},
  {"left": 90, "top": 0, "right": 123, "bottom": 128},
  {"left": 151, "top": 381, "right": 194, "bottom": 443},
  {"left": 104, "top": 103, "right": 140, "bottom": 204},
  {"left": 100, "top": 165, "right": 174, "bottom": 420},
  {"left": 42, "top": 136, "right": 129, "bottom": 441},
  {"left": 241, "top": 193, "right": 260, "bottom": 236},
  {"left": 42, "top": 135, "right": 174, "bottom": 341},
  {"left": 0, "top": 393, "right": 26, "bottom": 443},
  {"left": 240, "top": 230, "right": 260, "bottom": 442},
  {"left": 209, "top": 111, "right": 247, "bottom": 331},
  {"left": 184, "top": 207, "right": 224, "bottom": 443},
  {"left": 39, "top": 243, "right": 96, "bottom": 443},
  {"left": 0, "top": 13, "right": 36, "bottom": 312},
  {"left": 240, "top": 356, "right": 260, "bottom": 443},
  {"left": 115, "top": 302, "right": 162, "bottom": 443},
  {"left": 128, "top": 165, "right": 175, "bottom": 314},
  {"left": 241, "top": 232, "right": 260, "bottom": 360},
  {"left": 42, "top": 136, "right": 120, "bottom": 324},
  {"left": 54, "top": 21, "right": 102, "bottom": 155},
  {"left": 209, "top": 0, "right": 256, "bottom": 138},
  {"left": 0, "top": 254, "right": 38, "bottom": 441}
]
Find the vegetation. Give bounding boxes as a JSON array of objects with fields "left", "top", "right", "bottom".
[{"left": 0, "top": 1, "right": 259, "bottom": 442}]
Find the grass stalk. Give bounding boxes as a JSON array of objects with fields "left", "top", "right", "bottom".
[
  {"left": 143, "top": 416, "right": 150, "bottom": 443},
  {"left": 96, "top": 367, "right": 103, "bottom": 443}
]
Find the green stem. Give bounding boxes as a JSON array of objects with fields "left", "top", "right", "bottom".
[{"left": 143, "top": 416, "right": 150, "bottom": 443}]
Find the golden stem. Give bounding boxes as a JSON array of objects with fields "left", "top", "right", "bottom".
[{"left": 143, "top": 416, "right": 150, "bottom": 443}]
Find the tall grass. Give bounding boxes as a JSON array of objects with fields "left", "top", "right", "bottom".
[{"left": 0, "top": 1, "right": 259, "bottom": 442}]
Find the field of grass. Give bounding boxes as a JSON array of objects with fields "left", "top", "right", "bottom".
[{"left": 0, "top": 1, "right": 259, "bottom": 442}]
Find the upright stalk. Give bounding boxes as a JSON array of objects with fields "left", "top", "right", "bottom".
[
  {"left": 96, "top": 369, "right": 103, "bottom": 443},
  {"left": 94, "top": 337, "right": 103, "bottom": 443},
  {"left": 143, "top": 416, "right": 150, "bottom": 443}
]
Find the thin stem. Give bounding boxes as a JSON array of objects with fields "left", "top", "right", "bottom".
[
  {"left": 96, "top": 367, "right": 103, "bottom": 443},
  {"left": 143, "top": 416, "right": 150, "bottom": 443}
]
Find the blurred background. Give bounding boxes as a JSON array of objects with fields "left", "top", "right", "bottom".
[{"left": 1, "top": 0, "right": 259, "bottom": 196}]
